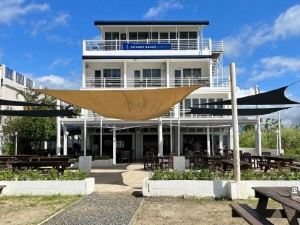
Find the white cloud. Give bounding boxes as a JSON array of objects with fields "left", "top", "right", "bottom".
[
  {"left": 224, "top": 4, "right": 300, "bottom": 58},
  {"left": 49, "top": 58, "right": 73, "bottom": 69},
  {"left": 35, "top": 74, "right": 80, "bottom": 89},
  {"left": 237, "top": 87, "right": 255, "bottom": 98},
  {"left": 29, "top": 12, "right": 70, "bottom": 36},
  {"left": 250, "top": 56, "right": 300, "bottom": 81},
  {"left": 0, "top": 0, "right": 49, "bottom": 24},
  {"left": 143, "top": 0, "right": 183, "bottom": 19},
  {"left": 46, "top": 34, "right": 79, "bottom": 46}
]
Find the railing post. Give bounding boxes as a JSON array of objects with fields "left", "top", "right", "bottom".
[
  {"left": 146, "top": 78, "right": 148, "bottom": 88},
  {"left": 103, "top": 78, "right": 106, "bottom": 88},
  {"left": 115, "top": 39, "right": 118, "bottom": 50},
  {"left": 208, "top": 39, "right": 212, "bottom": 54},
  {"left": 188, "top": 77, "right": 191, "bottom": 86},
  {"left": 177, "top": 38, "right": 180, "bottom": 50}
]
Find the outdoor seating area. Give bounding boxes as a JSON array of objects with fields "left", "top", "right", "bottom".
[
  {"left": 231, "top": 187, "right": 300, "bottom": 225},
  {"left": 0, "top": 155, "right": 72, "bottom": 173}
]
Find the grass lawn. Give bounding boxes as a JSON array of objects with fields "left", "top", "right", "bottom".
[
  {"left": 0, "top": 195, "right": 81, "bottom": 225},
  {"left": 132, "top": 197, "right": 290, "bottom": 225}
]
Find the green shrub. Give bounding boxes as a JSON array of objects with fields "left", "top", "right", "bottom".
[
  {"left": 0, "top": 169, "right": 87, "bottom": 181},
  {"left": 151, "top": 169, "right": 300, "bottom": 181}
]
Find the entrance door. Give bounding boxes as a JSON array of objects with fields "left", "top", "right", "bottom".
[
  {"left": 182, "top": 135, "right": 207, "bottom": 155},
  {"left": 143, "top": 135, "right": 158, "bottom": 155}
]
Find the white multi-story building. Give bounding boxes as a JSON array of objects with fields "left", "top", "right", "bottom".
[
  {"left": 62, "top": 20, "right": 254, "bottom": 161},
  {"left": 0, "top": 64, "right": 34, "bottom": 153}
]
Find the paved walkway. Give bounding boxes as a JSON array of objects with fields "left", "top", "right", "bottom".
[{"left": 43, "top": 163, "right": 148, "bottom": 225}]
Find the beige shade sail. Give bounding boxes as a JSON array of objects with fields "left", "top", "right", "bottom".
[{"left": 34, "top": 86, "right": 200, "bottom": 121}]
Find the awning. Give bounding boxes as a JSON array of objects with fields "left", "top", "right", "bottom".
[
  {"left": 200, "top": 86, "right": 299, "bottom": 106},
  {"left": 189, "top": 107, "right": 290, "bottom": 116},
  {"left": 34, "top": 86, "right": 200, "bottom": 120},
  {"left": 0, "top": 110, "right": 77, "bottom": 117}
]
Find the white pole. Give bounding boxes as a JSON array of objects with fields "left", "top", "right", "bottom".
[
  {"left": 170, "top": 113, "right": 173, "bottom": 153},
  {"left": 278, "top": 112, "right": 282, "bottom": 155},
  {"left": 83, "top": 109, "right": 87, "bottom": 156},
  {"left": 276, "top": 130, "right": 279, "bottom": 156},
  {"left": 207, "top": 127, "right": 211, "bottom": 156},
  {"left": 113, "top": 126, "right": 117, "bottom": 165},
  {"left": 56, "top": 100, "right": 61, "bottom": 156},
  {"left": 100, "top": 116, "right": 103, "bottom": 156},
  {"left": 158, "top": 117, "right": 163, "bottom": 156},
  {"left": 63, "top": 126, "right": 68, "bottom": 156},
  {"left": 255, "top": 86, "right": 262, "bottom": 156},
  {"left": 177, "top": 104, "right": 181, "bottom": 156},
  {"left": 15, "top": 132, "right": 18, "bottom": 155},
  {"left": 230, "top": 63, "right": 240, "bottom": 183}
]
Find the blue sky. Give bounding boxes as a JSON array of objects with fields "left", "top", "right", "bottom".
[{"left": 1, "top": 0, "right": 300, "bottom": 124}]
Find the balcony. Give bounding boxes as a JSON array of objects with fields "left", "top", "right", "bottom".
[
  {"left": 84, "top": 77, "right": 210, "bottom": 88},
  {"left": 83, "top": 38, "right": 223, "bottom": 57}
]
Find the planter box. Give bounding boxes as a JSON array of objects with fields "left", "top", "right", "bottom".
[
  {"left": 143, "top": 178, "right": 300, "bottom": 199},
  {"left": 92, "top": 159, "right": 113, "bottom": 167},
  {"left": 0, "top": 178, "right": 95, "bottom": 196},
  {"left": 143, "top": 178, "right": 228, "bottom": 198}
]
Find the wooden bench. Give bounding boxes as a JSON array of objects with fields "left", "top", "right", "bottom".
[
  {"left": 0, "top": 185, "right": 6, "bottom": 194},
  {"left": 230, "top": 203, "right": 274, "bottom": 225},
  {"left": 290, "top": 162, "right": 300, "bottom": 171}
]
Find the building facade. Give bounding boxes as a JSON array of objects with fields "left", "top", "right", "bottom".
[
  {"left": 62, "top": 21, "right": 254, "bottom": 162},
  {"left": 0, "top": 64, "right": 34, "bottom": 154}
]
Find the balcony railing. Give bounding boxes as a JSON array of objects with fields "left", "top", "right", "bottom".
[
  {"left": 84, "top": 38, "right": 223, "bottom": 53},
  {"left": 84, "top": 77, "right": 210, "bottom": 88}
]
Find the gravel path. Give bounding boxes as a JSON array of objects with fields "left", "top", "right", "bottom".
[{"left": 43, "top": 193, "right": 143, "bottom": 225}]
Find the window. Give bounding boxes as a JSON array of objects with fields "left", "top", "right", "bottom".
[
  {"left": 217, "top": 98, "right": 223, "bottom": 109},
  {"left": 185, "top": 99, "right": 191, "bottom": 116},
  {"left": 103, "top": 69, "right": 121, "bottom": 87},
  {"left": 182, "top": 68, "right": 202, "bottom": 85},
  {"left": 208, "top": 98, "right": 215, "bottom": 109},
  {"left": 200, "top": 99, "right": 207, "bottom": 108},
  {"left": 134, "top": 70, "right": 141, "bottom": 87},
  {"left": 26, "top": 78, "right": 33, "bottom": 88},
  {"left": 160, "top": 32, "right": 168, "bottom": 39},
  {"left": 170, "top": 32, "right": 177, "bottom": 39},
  {"left": 138, "top": 32, "right": 149, "bottom": 40},
  {"left": 189, "top": 32, "right": 197, "bottom": 39},
  {"left": 151, "top": 32, "right": 158, "bottom": 40},
  {"left": 140, "top": 69, "right": 161, "bottom": 87},
  {"left": 129, "top": 32, "right": 137, "bottom": 40},
  {"left": 104, "top": 32, "right": 119, "bottom": 40},
  {"left": 16, "top": 73, "right": 24, "bottom": 85},
  {"left": 5, "top": 67, "right": 13, "bottom": 80},
  {"left": 175, "top": 70, "right": 181, "bottom": 87},
  {"left": 180, "top": 32, "right": 188, "bottom": 39},
  {"left": 94, "top": 70, "right": 101, "bottom": 87}
]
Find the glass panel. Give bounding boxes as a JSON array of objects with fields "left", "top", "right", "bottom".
[
  {"left": 134, "top": 70, "right": 141, "bottom": 87},
  {"left": 189, "top": 32, "right": 197, "bottom": 39},
  {"left": 192, "top": 98, "right": 199, "bottom": 107},
  {"left": 16, "top": 73, "right": 24, "bottom": 85},
  {"left": 111, "top": 32, "right": 119, "bottom": 40},
  {"left": 134, "top": 70, "right": 140, "bottom": 79},
  {"left": 143, "top": 69, "right": 151, "bottom": 78},
  {"left": 200, "top": 99, "right": 207, "bottom": 108},
  {"left": 193, "top": 68, "right": 201, "bottom": 77},
  {"left": 180, "top": 32, "right": 188, "bottom": 39},
  {"left": 151, "top": 69, "right": 161, "bottom": 78},
  {"left": 151, "top": 32, "right": 158, "bottom": 40},
  {"left": 26, "top": 79, "right": 33, "bottom": 88},
  {"left": 175, "top": 70, "right": 181, "bottom": 87},
  {"left": 105, "top": 32, "right": 112, "bottom": 40},
  {"left": 94, "top": 70, "right": 101, "bottom": 87},
  {"left": 138, "top": 32, "right": 149, "bottom": 40},
  {"left": 5, "top": 68, "right": 13, "bottom": 80},
  {"left": 103, "top": 69, "right": 111, "bottom": 77},
  {"left": 185, "top": 99, "right": 191, "bottom": 109},
  {"left": 160, "top": 32, "right": 169, "bottom": 39},
  {"left": 183, "top": 69, "right": 191, "bottom": 77},
  {"left": 217, "top": 98, "right": 223, "bottom": 109},
  {"left": 170, "top": 32, "right": 177, "bottom": 39},
  {"left": 129, "top": 32, "right": 137, "bottom": 40},
  {"left": 208, "top": 98, "right": 215, "bottom": 109},
  {"left": 112, "top": 69, "right": 120, "bottom": 78}
]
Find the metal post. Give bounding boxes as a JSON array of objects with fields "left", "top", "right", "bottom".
[
  {"left": 170, "top": 113, "right": 173, "bottom": 153},
  {"left": 177, "top": 104, "right": 181, "bottom": 156},
  {"left": 56, "top": 100, "right": 61, "bottom": 156},
  {"left": 230, "top": 63, "right": 241, "bottom": 182},
  {"left": 158, "top": 117, "right": 163, "bottom": 156},
  {"left": 207, "top": 127, "right": 211, "bottom": 156},
  {"left": 278, "top": 112, "right": 282, "bottom": 155},
  {"left": 99, "top": 116, "right": 103, "bottom": 156},
  {"left": 276, "top": 130, "right": 279, "bottom": 156},
  {"left": 113, "top": 126, "right": 117, "bottom": 165},
  {"left": 83, "top": 109, "right": 87, "bottom": 156},
  {"left": 63, "top": 126, "right": 68, "bottom": 156},
  {"left": 255, "top": 86, "right": 262, "bottom": 156},
  {"left": 15, "top": 132, "right": 18, "bottom": 155}
]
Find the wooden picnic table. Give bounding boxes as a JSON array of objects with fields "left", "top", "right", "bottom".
[
  {"left": 221, "top": 159, "right": 252, "bottom": 172},
  {"left": 231, "top": 187, "right": 300, "bottom": 225},
  {"left": 253, "top": 187, "right": 300, "bottom": 225},
  {"left": 11, "top": 160, "right": 70, "bottom": 173},
  {"left": 155, "top": 156, "right": 172, "bottom": 169}
]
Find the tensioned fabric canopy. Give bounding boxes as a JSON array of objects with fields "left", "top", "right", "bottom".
[
  {"left": 199, "top": 86, "right": 299, "bottom": 106},
  {"left": 189, "top": 107, "right": 290, "bottom": 116},
  {"left": 34, "top": 86, "right": 200, "bottom": 121},
  {"left": 0, "top": 110, "right": 77, "bottom": 117}
]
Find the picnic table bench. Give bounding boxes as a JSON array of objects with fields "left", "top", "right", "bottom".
[
  {"left": 221, "top": 159, "right": 252, "bottom": 172},
  {"left": 290, "top": 162, "right": 300, "bottom": 171},
  {"left": 11, "top": 160, "right": 71, "bottom": 173},
  {"left": 231, "top": 187, "right": 300, "bottom": 225}
]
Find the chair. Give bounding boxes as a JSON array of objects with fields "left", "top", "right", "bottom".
[
  {"left": 144, "top": 152, "right": 155, "bottom": 170},
  {"left": 120, "top": 150, "right": 130, "bottom": 163}
]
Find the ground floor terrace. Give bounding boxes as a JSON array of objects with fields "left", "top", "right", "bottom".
[{"left": 61, "top": 117, "right": 256, "bottom": 163}]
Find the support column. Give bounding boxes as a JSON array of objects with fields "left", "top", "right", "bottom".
[
  {"left": 219, "top": 133, "right": 223, "bottom": 150},
  {"left": 207, "top": 127, "right": 211, "bottom": 156},
  {"left": 63, "top": 125, "right": 68, "bottom": 156},
  {"left": 83, "top": 109, "right": 87, "bottom": 156},
  {"left": 113, "top": 126, "right": 117, "bottom": 165},
  {"left": 177, "top": 104, "right": 181, "bottom": 156},
  {"left": 229, "top": 127, "right": 234, "bottom": 149},
  {"left": 230, "top": 63, "right": 241, "bottom": 183},
  {"left": 278, "top": 112, "right": 282, "bottom": 155},
  {"left": 158, "top": 117, "right": 163, "bottom": 156},
  {"left": 56, "top": 100, "right": 61, "bottom": 156},
  {"left": 124, "top": 61, "right": 127, "bottom": 88},
  {"left": 0, "top": 133, "right": 3, "bottom": 155},
  {"left": 170, "top": 117, "right": 173, "bottom": 153},
  {"left": 166, "top": 60, "right": 170, "bottom": 87},
  {"left": 99, "top": 116, "right": 103, "bottom": 156},
  {"left": 255, "top": 86, "right": 262, "bottom": 156}
]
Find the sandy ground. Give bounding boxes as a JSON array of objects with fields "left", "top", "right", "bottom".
[
  {"left": 91, "top": 163, "right": 150, "bottom": 193},
  {"left": 0, "top": 195, "right": 80, "bottom": 225},
  {"left": 132, "top": 198, "right": 290, "bottom": 225}
]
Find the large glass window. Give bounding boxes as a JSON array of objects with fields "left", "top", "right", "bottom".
[
  {"left": 94, "top": 70, "right": 101, "bottom": 87},
  {"left": 104, "top": 32, "right": 119, "bottom": 40},
  {"left": 5, "top": 67, "right": 13, "bottom": 80},
  {"left": 103, "top": 69, "right": 121, "bottom": 87},
  {"left": 175, "top": 70, "right": 181, "bottom": 87},
  {"left": 217, "top": 98, "right": 223, "bottom": 109},
  {"left": 160, "top": 32, "right": 169, "bottom": 40},
  {"left": 129, "top": 32, "right": 137, "bottom": 40},
  {"left": 138, "top": 32, "right": 149, "bottom": 40},
  {"left": 182, "top": 68, "right": 202, "bottom": 85},
  {"left": 26, "top": 78, "right": 33, "bottom": 88},
  {"left": 208, "top": 98, "right": 215, "bottom": 109},
  {"left": 141, "top": 69, "right": 161, "bottom": 87}
]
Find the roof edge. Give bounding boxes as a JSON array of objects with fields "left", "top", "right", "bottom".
[{"left": 94, "top": 20, "right": 209, "bottom": 26}]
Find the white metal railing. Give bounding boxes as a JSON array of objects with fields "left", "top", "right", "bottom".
[
  {"left": 84, "top": 77, "right": 211, "bottom": 88},
  {"left": 84, "top": 38, "right": 223, "bottom": 53}
]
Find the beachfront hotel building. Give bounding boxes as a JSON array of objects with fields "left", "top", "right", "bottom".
[
  {"left": 62, "top": 20, "right": 254, "bottom": 162},
  {"left": 0, "top": 64, "right": 34, "bottom": 154}
]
